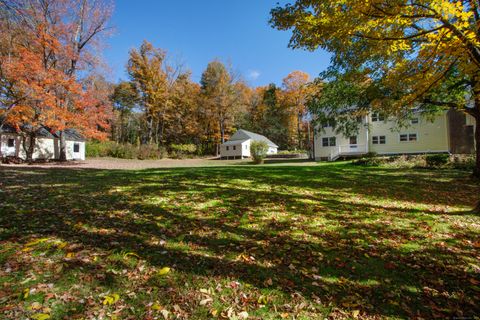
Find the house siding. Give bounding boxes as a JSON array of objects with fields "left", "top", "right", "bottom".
[
  {"left": 313, "top": 110, "right": 475, "bottom": 161},
  {"left": 0, "top": 134, "right": 85, "bottom": 161},
  {"left": 369, "top": 112, "right": 449, "bottom": 155},
  {"left": 314, "top": 118, "right": 369, "bottom": 159},
  {"left": 220, "top": 140, "right": 250, "bottom": 158}
]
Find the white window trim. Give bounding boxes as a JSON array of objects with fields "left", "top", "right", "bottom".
[
  {"left": 371, "top": 112, "right": 385, "bottom": 122},
  {"left": 7, "top": 138, "right": 15, "bottom": 148},
  {"left": 399, "top": 133, "right": 418, "bottom": 143},
  {"left": 321, "top": 136, "right": 336, "bottom": 147},
  {"left": 372, "top": 135, "right": 386, "bottom": 145},
  {"left": 349, "top": 136, "right": 357, "bottom": 145}
]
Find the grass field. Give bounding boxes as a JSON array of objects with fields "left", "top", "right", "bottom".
[{"left": 0, "top": 162, "right": 479, "bottom": 319}]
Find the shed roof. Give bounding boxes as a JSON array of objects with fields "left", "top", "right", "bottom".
[
  {"left": 226, "top": 129, "right": 278, "bottom": 147},
  {"left": 222, "top": 139, "right": 249, "bottom": 146}
]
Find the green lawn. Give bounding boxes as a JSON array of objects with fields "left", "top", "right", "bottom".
[{"left": 0, "top": 162, "right": 479, "bottom": 319}]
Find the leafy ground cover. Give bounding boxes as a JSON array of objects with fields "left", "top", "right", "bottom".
[{"left": 0, "top": 162, "right": 479, "bottom": 319}]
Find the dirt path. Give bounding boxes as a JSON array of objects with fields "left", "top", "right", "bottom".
[{"left": 0, "top": 157, "right": 316, "bottom": 170}]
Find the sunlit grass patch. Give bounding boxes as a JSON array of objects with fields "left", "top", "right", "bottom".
[{"left": 0, "top": 162, "right": 478, "bottom": 319}]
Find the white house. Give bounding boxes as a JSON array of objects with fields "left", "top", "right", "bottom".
[
  {"left": 0, "top": 125, "right": 86, "bottom": 161},
  {"left": 314, "top": 110, "right": 476, "bottom": 161},
  {"left": 220, "top": 129, "right": 278, "bottom": 159}
]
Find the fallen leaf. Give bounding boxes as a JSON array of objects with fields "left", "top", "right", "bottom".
[
  {"left": 200, "top": 298, "right": 213, "bottom": 306},
  {"left": 158, "top": 267, "right": 170, "bottom": 276},
  {"left": 31, "top": 314, "right": 50, "bottom": 320}
]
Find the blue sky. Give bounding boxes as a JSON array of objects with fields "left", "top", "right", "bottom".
[{"left": 103, "top": 0, "right": 331, "bottom": 87}]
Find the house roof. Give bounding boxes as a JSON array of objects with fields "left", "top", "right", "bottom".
[
  {"left": 226, "top": 129, "right": 278, "bottom": 147},
  {"left": 222, "top": 139, "right": 249, "bottom": 146},
  {"left": 0, "top": 123, "right": 85, "bottom": 141},
  {"left": 54, "top": 129, "right": 86, "bottom": 142}
]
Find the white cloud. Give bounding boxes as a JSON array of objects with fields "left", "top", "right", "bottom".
[{"left": 247, "top": 70, "right": 261, "bottom": 81}]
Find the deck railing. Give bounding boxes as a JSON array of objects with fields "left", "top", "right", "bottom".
[{"left": 329, "top": 144, "right": 368, "bottom": 161}]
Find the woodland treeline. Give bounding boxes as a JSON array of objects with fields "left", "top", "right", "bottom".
[
  {"left": 111, "top": 41, "right": 314, "bottom": 155},
  {"left": 0, "top": 0, "right": 314, "bottom": 158}
]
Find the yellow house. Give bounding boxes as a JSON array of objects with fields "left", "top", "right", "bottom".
[{"left": 314, "top": 110, "right": 476, "bottom": 161}]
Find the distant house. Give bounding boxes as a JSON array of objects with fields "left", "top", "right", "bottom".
[
  {"left": 220, "top": 129, "right": 278, "bottom": 159},
  {"left": 0, "top": 125, "right": 86, "bottom": 161},
  {"left": 314, "top": 109, "right": 476, "bottom": 161}
]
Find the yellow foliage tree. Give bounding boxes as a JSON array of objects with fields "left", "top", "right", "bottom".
[{"left": 271, "top": 0, "right": 480, "bottom": 179}]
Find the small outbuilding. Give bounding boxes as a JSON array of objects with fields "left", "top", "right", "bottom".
[
  {"left": 0, "top": 125, "right": 86, "bottom": 161},
  {"left": 220, "top": 129, "right": 278, "bottom": 159}
]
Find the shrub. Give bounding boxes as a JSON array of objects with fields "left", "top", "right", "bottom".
[
  {"left": 250, "top": 141, "right": 269, "bottom": 164},
  {"left": 426, "top": 154, "right": 449, "bottom": 167},
  {"left": 170, "top": 144, "right": 197, "bottom": 159},
  {"left": 137, "top": 144, "right": 167, "bottom": 160},
  {"left": 450, "top": 154, "right": 475, "bottom": 170},
  {"left": 277, "top": 150, "right": 308, "bottom": 155},
  {"left": 86, "top": 141, "right": 116, "bottom": 158},
  {"left": 354, "top": 154, "right": 427, "bottom": 168},
  {"left": 86, "top": 141, "right": 167, "bottom": 160}
]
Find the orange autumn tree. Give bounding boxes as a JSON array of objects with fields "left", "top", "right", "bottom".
[
  {"left": 282, "top": 71, "right": 312, "bottom": 149},
  {"left": 0, "top": 0, "right": 113, "bottom": 161}
]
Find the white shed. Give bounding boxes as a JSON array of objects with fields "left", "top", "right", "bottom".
[
  {"left": 0, "top": 125, "right": 86, "bottom": 161},
  {"left": 220, "top": 129, "right": 278, "bottom": 159}
]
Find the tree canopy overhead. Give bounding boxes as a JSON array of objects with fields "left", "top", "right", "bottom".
[{"left": 270, "top": 0, "right": 480, "bottom": 176}]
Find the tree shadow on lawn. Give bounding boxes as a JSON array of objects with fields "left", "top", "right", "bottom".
[{"left": 0, "top": 164, "right": 479, "bottom": 318}]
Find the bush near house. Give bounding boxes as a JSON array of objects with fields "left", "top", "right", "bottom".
[
  {"left": 250, "top": 141, "right": 269, "bottom": 164},
  {"left": 425, "top": 154, "right": 449, "bottom": 167},
  {"left": 354, "top": 153, "right": 475, "bottom": 170}
]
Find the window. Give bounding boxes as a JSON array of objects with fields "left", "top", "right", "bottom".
[
  {"left": 73, "top": 143, "right": 80, "bottom": 153},
  {"left": 329, "top": 137, "right": 336, "bottom": 146},
  {"left": 372, "top": 112, "right": 385, "bottom": 122},
  {"left": 322, "top": 137, "right": 336, "bottom": 147},
  {"left": 322, "top": 121, "right": 333, "bottom": 128},
  {"left": 245, "top": 145, "right": 248, "bottom": 150},
  {"left": 411, "top": 118, "right": 419, "bottom": 124},
  {"left": 233, "top": 146, "right": 236, "bottom": 150},
  {"left": 226, "top": 146, "right": 229, "bottom": 151},
  {"left": 349, "top": 136, "right": 357, "bottom": 145},
  {"left": 400, "top": 133, "right": 417, "bottom": 142},
  {"left": 7, "top": 138, "right": 15, "bottom": 148},
  {"left": 372, "top": 136, "right": 386, "bottom": 144},
  {"left": 322, "top": 138, "right": 329, "bottom": 147}
]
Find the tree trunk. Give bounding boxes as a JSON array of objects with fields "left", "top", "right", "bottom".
[
  {"left": 307, "top": 120, "right": 312, "bottom": 159},
  {"left": 220, "top": 119, "right": 225, "bottom": 144},
  {"left": 22, "top": 133, "right": 36, "bottom": 164},
  {"left": 59, "top": 131, "right": 67, "bottom": 161},
  {"left": 298, "top": 112, "right": 302, "bottom": 150},
  {"left": 144, "top": 114, "right": 153, "bottom": 145},
  {"left": 474, "top": 114, "right": 480, "bottom": 178},
  {"left": 473, "top": 200, "right": 480, "bottom": 214}
]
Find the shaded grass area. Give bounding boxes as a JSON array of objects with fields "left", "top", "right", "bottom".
[{"left": 0, "top": 162, "right": 479, "bottom": 319}]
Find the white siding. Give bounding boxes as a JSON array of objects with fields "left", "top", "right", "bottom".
[
  {"left": 314, "top": 112, "right": 455, "bottom": 160},
  {"left": 267, "top": 147, "right": 277, "bottom": 155},
  {"left": 220, "top": 139, "right": 251, "bottom": 158},
  {"left": 314, "top": 119, "right": 369, "bottom": 160},
  {"left": 0, "top": 134, "right": 85, "bottom": 161},
  {"left": 0, "top": 134, "right": 20, "bottom": 157}
]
